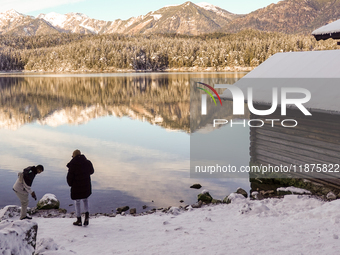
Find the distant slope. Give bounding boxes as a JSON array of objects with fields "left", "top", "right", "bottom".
[
  {"left": 6, "top": 19, "right": 60, "bottom": 36},
  {"left": 223, "top": 0, "right": 340, "bottom": 34}
]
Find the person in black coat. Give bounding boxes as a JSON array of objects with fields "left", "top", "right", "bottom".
[{"left": 67, "top": 149, "right": 94, "bottom": 226}]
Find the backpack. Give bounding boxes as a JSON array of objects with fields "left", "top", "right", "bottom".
[
  {"left": 23, "top": 166, "right": 33, "bottom": 175},
  {"left": 18, "top": 166, "right": 32, "bottom": 184}
]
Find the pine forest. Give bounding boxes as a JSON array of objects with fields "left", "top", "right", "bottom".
[{"left": 0, "top": 30, "right": 338, "bottom": 72}]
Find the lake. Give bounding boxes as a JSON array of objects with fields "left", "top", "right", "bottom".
[{"left": 0, "top": 72, "right": 250, "bottom": 213}]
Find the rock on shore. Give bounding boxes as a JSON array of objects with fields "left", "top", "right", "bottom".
[{"left": 0, "top": 219, "right": 38, "bottom": 255}]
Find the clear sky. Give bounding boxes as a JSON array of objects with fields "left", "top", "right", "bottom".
[{"left": 0, "top": 0, "right": 280, "bottom": 21}]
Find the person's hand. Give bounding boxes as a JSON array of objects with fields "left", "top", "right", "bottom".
[{"left": 31, "top": 192, "right": 37, "bottom": 200}]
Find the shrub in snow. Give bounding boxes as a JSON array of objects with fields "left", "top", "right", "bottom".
[
  {"left": 37, "top": 194, "right": 60, "bottom": 210},
  {"left": 211, "top": 199, "right": 222, "bottom": 204},
  {"left": 0, "top": 220, "right": 38, "bottom": 255},
  {"left": 197, "top": 190, "right": 212, "bottom": 203},
  {"left": 200, "top": 189, "right": 209, "bottom": 194}
]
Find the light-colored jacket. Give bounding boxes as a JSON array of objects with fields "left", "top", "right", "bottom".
[{"left": 13, "top": 172, "right": 33, "bottom": 195}]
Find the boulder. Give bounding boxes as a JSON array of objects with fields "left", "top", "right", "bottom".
[
  {"left": 0, "top": 220, "right": 38, "bottom": 255},
  {"left": 251, "top": 191, "right": 264, "bottom": 200},
  {"left": 130, "top": 208, "right": 136, "bottom": 215},
  {"left": 236, "top": 188, "right": 248, "bottom": 198},
  {"left": 224, "top": 193, "right": 246, "bottom": 204},
  {"left": 326, "top": 192, "right": 337, "bottom": 200},
  {"left": 190, "top": 184, "right": 202, "bottom": 189},
  {"left": 191, "top": 201, "right": 203, "bottom": 208},
  {"left": 168, "top": 207, "right": 181, "bottom": 215},
  {"left": 0, "top": 205, "right": 21, "bottom": 221},
  {"left": 36, "top": 194, "right": 60, "bottom": 210},
  {"left": 35, "top": 238, "right": 59, "bottom": 254},
  {"left": 116, "top": 206, "right": 129, "bottom": 214},
  {"left": 197, "top": 190, "right": 212, "bottom": 203}
]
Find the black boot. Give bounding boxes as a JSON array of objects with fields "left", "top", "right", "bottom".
[
  {"left": 21, "top": 215, "right": 32, "bottom": 220},
  {"left": 84, "top": 212, "right": 89, "bottom": 226},
  {"left": 73, "top": 217, "right": 82, "bottom": 226}
]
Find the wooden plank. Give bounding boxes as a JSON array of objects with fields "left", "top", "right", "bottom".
[
  {"left": 251, "top": 106, "right": 340, "bottom": 123},
  {"left": 255, "top": 128, "right": 340, "bottom": 152},
  {"left": 255, "top": 148, "right": 330, "bottom": 166},
  {"left": 258, "top": 114, "right": 340, "bottom": 128},
  {"left": 261, "top": 119, "right": 340, "bottom": 137},
  {"left": 284, "top": 118, "right": 340, "bottom": 131},
  {"left": 254, "top": 140, "right": 340, "bottom": 163},
  {"left": 250, "top": 109, "right": 340, "bottom": 137},
  {"left": 255, "top": 133, "right": 340, "bottom": 158},
  {"left": 260, "top": 124, "right": 340, "bottom": 144}
]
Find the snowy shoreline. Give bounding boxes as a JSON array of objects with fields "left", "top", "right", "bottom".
[
  {"left": 1, "top": 192, "right": 340, "bottom": 255},
  {"left": 0, "top": 66, "right": 254, "bottom": 75}
]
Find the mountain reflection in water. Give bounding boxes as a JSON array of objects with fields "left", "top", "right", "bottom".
[{"left": 0, "top": 72, "right": 249, "bottom": 213}]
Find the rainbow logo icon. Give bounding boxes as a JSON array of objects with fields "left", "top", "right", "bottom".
[{"left": 196, "top": 82, "right": 223, "bottom": 106}]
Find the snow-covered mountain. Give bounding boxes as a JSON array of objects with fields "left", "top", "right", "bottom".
[
  {"left": 37, "top": 12, "right": 110, "bottom": 34},
  {"left": 1, "top": 0, "right": 339, "bottom": 36},
  {"left": 0, "top": 2, "right": 240, "bottom": 36},
  {"left": 117, "top": 1, "right": 240, "bottom": 35},
  {"left": 0, "top": 9, "right": 58, "bottom": 35},
  {"left": 196, "top": 2, "right": 238, "bottom": 19}
]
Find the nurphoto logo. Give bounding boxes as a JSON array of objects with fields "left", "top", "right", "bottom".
[{"left": 197, "top": 82, "right": 312, "bottom": 128}]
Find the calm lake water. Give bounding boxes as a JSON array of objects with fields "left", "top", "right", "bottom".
[{"left": 0, "top": 72, "right": 250, "bottom": 213}]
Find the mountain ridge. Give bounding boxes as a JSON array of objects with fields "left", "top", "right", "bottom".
[
  {"left": 0, "top": 0, "right": 339, "bottom": 36},
  {"left": 0, "top": 2, "right": 241, "bottom": 36}
]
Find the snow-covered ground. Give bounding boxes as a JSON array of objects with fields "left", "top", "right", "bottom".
[{"left": 3, "top": 194, "right": 340, "bottom": 254}]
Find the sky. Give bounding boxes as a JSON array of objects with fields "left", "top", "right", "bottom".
[{"left": 0, "top": 0, "right": 280, "bottom": 21}]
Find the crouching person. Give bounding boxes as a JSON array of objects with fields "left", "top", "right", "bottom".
[{"left": 13, "top": 165, "right": 44, "bottom": 220}]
